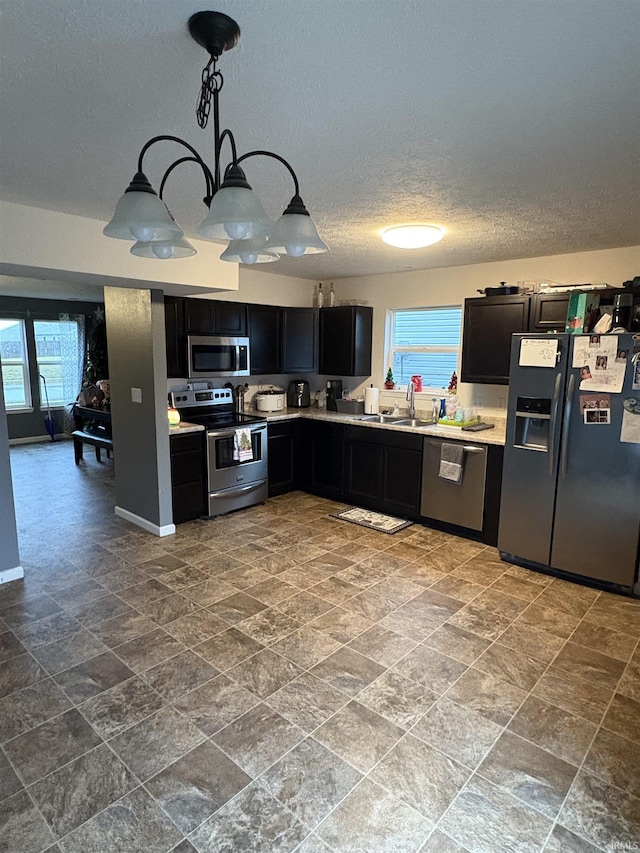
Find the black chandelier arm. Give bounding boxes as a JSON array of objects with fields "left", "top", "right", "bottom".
[
  {"left": 136, "top": 135, "right": 215, "bottom": 201},
  {"left": 158, "top": 156, "right": 209, "bottom": 204},
  {"left": 235, "top": 150, "right": 300, "bottom": 197}
]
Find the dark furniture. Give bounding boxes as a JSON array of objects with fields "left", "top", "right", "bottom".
[
  {"left": 72, "top": 405, "right": 113, "bottom": 464},
  {"left": 248, "top": 304, "right": 282, "bottom": 374},
  {"left": 461, "top": 295, "right": 530, "bottom": 385},
  {"left": 164, "top": 296, "right": 187, "bottom": 378},
  {"left": 267, "top": 419, "right": 302, "bottom": 497},
  {"left": 282, "top": 307, "right": 318, "bottom": 374},
  {"left": 184, "top": 298, "right": 247, "bottom": 336},
  {"left": 319, "top": 306, "right": 373, "bottom": 376},
  {"left": 306, "top": 419, "right": 347, "bottom": 501},
  {"left": 345, "top": 424, "right": 423, "bottom": 519},
  {"left": 461, "top": 288, "right": 628, "bottom": 385},
  {"left": 170, "top": 431, "right": 205, "bottom": 523}
]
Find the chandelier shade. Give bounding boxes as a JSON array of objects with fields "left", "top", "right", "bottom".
[
  {"left": 220, "top": 237, "right": 280, "bottom": 265},
  {"left": 130, "top": 235, "right": 197, "bottom": 259},
  {"left": 103, "top": 11, "right": 328, "bottom": 265},
  {"left": 267, "top": 195, "right": 329, "bottom": 257},
  {"left": 198, "top": 166, "right": 275, "bottom": 241},
  {"left": 103, "top": 173, "right": 184, "bottom": 242}
]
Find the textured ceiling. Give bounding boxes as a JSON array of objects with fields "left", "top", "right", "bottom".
[{"left": 1, "top": 0, "right": 639, "bottom": 282}]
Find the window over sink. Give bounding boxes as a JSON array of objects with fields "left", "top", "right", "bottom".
[{"left": 387, "top": 306, "right": 462, "bottom": 388}]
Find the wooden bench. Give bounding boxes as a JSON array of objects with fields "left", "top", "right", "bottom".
[
  {"left": 72, "top": 405, "right": 113, "bottom": 464},
  {"left": 71, "top": 429, "right": 113, "bottom": 464}
]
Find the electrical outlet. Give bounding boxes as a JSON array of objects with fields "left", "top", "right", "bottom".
[{"left": 131, "top": 387, "right": 143, "bottom": 404}]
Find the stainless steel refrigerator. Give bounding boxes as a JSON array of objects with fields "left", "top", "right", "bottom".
[{"left": 498, "top": 332, "right": 640, "bottom": 593}]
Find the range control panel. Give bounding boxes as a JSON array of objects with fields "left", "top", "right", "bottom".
[{"left": 170, "top": 388, "right": 233, "bottom": 408}]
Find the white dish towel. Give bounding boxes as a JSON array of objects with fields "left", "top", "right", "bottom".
[{"left": 233, "top": 428, "right": 253, "bottom": 462}]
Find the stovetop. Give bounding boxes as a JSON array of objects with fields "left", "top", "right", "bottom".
[{"left": 170, "top": 388, "right": 265, "bottom": 430}]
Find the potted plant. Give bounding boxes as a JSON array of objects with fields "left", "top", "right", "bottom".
[{"left": 384, "top": 368, "right": 395, "bottom": 389}]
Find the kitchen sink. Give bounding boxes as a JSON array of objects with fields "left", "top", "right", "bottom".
[
  {"left": 394, "top": 418, "right": 437, "bottom": 428},
  {"left": 357, "top": 414, "right": 405, "bottom": 423}
]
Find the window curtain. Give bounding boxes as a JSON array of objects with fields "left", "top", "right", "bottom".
[{"left": 59, "top": 313, "right": 85, "bottom": 434}]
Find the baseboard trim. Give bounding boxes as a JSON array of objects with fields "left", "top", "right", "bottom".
[
  {"left": 114, "top": 506, "right": 176, "bottom": 538},
  {"left": 0, "top": 566, "right": 25, "bottom": 585},
  {"left": 9, "top": 435, "right": 69, "bottom": 445}
]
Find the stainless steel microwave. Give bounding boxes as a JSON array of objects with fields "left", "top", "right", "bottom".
[{"left": 187, "top": 335, "right": 250, "bottom": 377}]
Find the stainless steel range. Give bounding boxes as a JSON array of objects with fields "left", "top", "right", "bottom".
[{"left": 170, "top": 387, "right": 268, "bottom": 518}]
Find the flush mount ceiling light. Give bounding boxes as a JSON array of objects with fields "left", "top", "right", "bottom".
[
  {"left": 104, "top": 11, "right": 328, "bottom": 264},
  {"left": 381, "top": 224, "right": 444, "bottom": 249}
]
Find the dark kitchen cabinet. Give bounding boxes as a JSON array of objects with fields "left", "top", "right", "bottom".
[
  {"left": 184, "top": 298, "right": 247, "bottom": 335},
  {"left": 248, "top": 305, "right": 282, "bottom": 374},
  {"left": 164, "top": 296, "right": 187, "bottom": 378},
  {"left": 282, "top": 307, "right": 318, "bottom": 374},
  {"left": 345, "top": 425, "right": 422, "bottom": 518},
  {"left": 306, "top": 420, "right": 346, "bottom": 500},
  {"left": 319, "top": 306, "right": 373, "bottom": 377},
  {"left": 267, "top": 419, "right": 302, "bottom": 496},
  {"left": 170, "top": 431, "right": 205, "bottom": 523},
  {"left": 461, "top": 295, "right": 530, "bottom": 385},
  {"left": 214, "top": 301, "right": 247, "bottom": 336},
  {"left": 530, "top": 292, "right": 571, "bottom": 331}
]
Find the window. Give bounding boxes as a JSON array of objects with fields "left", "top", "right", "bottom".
[
  {"left": 34, "top": 319, "right": 82, "bottom": 408},
  {"left": 388, "top": 306, "right": 462, "bottom": 388},
  {"left": 0, "top": 319, "right": 31, "bottom": 409}
]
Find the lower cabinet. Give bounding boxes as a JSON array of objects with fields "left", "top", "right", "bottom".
[
  {"left": 306, "top": 420, "right": 346, "bottom": 501},
  {"left": 267, "top": 420, "right": 302, "bottom": 497},
  {"left": 170, "top": 432, "right": 205, "bottom": 524},
  {"left": 345, "top": 425, "right": 422, "bottom": 518}
]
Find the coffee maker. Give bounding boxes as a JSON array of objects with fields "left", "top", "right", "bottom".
[
  {"left": 325, "top": 379, "right": 343, "bottom": 412},
  {"left": 287, "top": 380, "right": 310, "bottom": 408}
]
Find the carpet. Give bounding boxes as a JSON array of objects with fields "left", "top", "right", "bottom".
[{"left": 330, "top": 506, "right": 413, "bottom": 534}]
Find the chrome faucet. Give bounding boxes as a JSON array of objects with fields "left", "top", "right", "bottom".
[{"left": 406, "top": 379, "right": 416, "bottom": 419}]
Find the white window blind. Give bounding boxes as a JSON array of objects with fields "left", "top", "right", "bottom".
[{"left": 389, "top": 306, "right": 462, "bottom": 388}]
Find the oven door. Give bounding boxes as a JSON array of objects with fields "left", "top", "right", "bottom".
[{"left": 206, "top": 423, "right": 268, "bottom": 493}]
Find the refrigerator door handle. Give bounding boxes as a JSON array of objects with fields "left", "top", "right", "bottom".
[
  {"left": 548, "top": 372, "right": 562, "bottom": 477},
  {"left": 559, "top": 373, "right": 575, "bottom": 478}
]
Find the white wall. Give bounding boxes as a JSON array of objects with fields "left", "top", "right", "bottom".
[
  {"left": 337, "top": 245, "right": 640, "bottom": 418},
  {"left": 0, "top": 201, "right": 239, "bottom": 296}
]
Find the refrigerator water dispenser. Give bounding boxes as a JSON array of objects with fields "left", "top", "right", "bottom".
[{"left": 514, "top": 397, "right": 551, "bottom": 451}]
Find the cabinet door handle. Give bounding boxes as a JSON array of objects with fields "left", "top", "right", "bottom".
[{"left": 462, "top": 446, "right": 485, "bottom": 454}]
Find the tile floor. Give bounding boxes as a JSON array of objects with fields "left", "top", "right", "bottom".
[{"left": 1, "top": 440, "right": 639, "bottom": 852}]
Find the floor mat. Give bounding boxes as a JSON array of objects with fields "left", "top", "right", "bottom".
[{"left": 330, "top": 506, "right": 413, "bottom": 534}]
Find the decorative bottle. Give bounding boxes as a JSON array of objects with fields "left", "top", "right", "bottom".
[
  {"left": 329, "top": 282, "right": 335, "bottom": 307},
  {"left": 317, "top": 282, "right": 324, "bottom": 308}
]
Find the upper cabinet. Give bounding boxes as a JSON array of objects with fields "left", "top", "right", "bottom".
[
  {"left": 461, "top": 295, "right": 530, "bottom": 385},
  {"left": 164, "top": 296, "right": 187, "bottom": 378},
  {"left": 184, "top": 298, "right": 247, "bottom": 336},
  {"left": 319, "top": 306, "right": 373, "bottom": 376},
  {"left": 282, "top": 307, "right": 318, "bottom": 374},
  {"left": 248, "top": 304, "right": 282, "bottom": 375},
  {"left": 461, "top": 288, "right": 631, "bottom": 385}
]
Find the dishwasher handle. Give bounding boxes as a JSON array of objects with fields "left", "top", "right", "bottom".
[{"left": 424, "top": 438, "right": 485, "bottom": 455}]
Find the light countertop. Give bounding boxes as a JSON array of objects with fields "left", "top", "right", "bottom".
[
  {"left": 169, "top": 421, "right": 205, "bottom": 435},
  {"left": 245, "top": 407, "right": 506, "bottom": 446}
]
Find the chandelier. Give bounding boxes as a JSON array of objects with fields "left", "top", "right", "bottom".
[{"left": 103, "top": 11, "right": 328, "bottom": 265}]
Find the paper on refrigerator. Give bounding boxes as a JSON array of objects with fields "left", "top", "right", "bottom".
[
  {"left": 573, "top": 334, "right": 626, "bottom": 393},
  {"left": 519, "top": 338, "right": 558, "bottom": 367},
  {"left": 620, "top": 399, "right": 640, "bottom": 444}
]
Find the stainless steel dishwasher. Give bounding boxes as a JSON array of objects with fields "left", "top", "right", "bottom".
[{"left": 420, "top": 437, "right": 488, "bottom": 531}]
